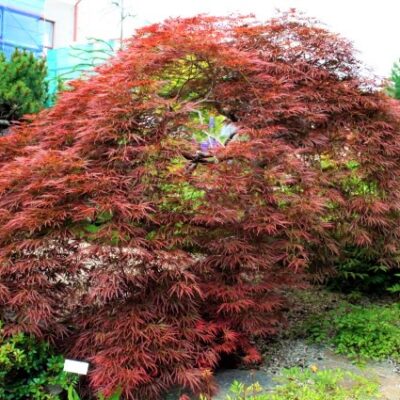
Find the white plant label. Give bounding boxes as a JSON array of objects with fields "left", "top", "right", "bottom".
[{"left": 63, "top": 359, "right": 89, "bottom": 375}]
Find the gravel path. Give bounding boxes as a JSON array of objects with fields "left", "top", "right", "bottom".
[
  {"left": 166, "top": 288, "right": 400, "bottom": 399},
  {"left": 211, "top": 339, "right": 400, "bottom": 399}
]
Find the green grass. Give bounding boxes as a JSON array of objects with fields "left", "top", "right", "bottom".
[
  {"left": 222, "top": 367, "right": 380, "bottom": 400},
  {"left": 307, "top": 303, "right": 400, "bottom": 362}
]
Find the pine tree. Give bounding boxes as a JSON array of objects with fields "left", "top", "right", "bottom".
[
  {"left": 0, "top": 49, "right": 48, "bottom": 133},
  {"left": 389, "top": 60, "right": 400, "bottom": 99}
]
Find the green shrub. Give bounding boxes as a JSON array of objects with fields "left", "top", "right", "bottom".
[
  {"left": 0, "top": 49, "right": 49, "bottom": 124},
  {"left": 0, "top": 324, "right": 76, "bottom": 399},
  {"left": 224, "top": 368, "right": 379, "bottom": 400},
  {"left": 328, "top": 246, "right": 399, "bottom": 294},
  {"left": 307, "top": 303, "right": 400, "bottom": 362},
  {"left": 388, "top": 60, "right": 400, "bottom": 99}
]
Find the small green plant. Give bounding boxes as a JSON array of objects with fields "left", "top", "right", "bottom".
[
  {"left": 225, "top": 368, "right": 379, "bottom": 400},
  {"left": 0, "top": 323, "right": 76, "bottom": 399},
  {"left": 225, "top": 380, "right": 264, "bottom": 399},
  {"left": 67, "top": 386, "right": 122, "bottom": 400},
  {"left": 307, "top": 303, "right": 400, "bottom": 362}
]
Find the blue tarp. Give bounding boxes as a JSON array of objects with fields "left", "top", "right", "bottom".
[
  {"left": 47, "top": 39, "right": 117, "bottom": 94},
  {"left": 0, "top": 0, "right": 45, "bottom": 58},
  {"left": 3, "top": 0, "right": 45, "bottom": 14}
]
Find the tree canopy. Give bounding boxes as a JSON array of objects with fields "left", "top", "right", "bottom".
[{"left": 0, "top": 12, "right": 400, "bottom": 399}]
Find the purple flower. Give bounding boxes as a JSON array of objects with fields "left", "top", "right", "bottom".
[{"left": 200, "top": 137, "right": 221, "bottom": 152}]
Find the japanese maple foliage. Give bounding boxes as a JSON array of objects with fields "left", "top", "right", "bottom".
[{"left": 1, "top": 11, "right": 400, "bottom": 399}]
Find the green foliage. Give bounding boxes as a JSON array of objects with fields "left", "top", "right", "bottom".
[
  {"left": 224, "top": 380, "right": 264, "bottom": 400},
  {"left": 341, "top": 175, "right": 379, "bottom": 197},
  {"left": 98, "top": 389, "right": 122, "bottom": 400},
  {"left": 67, "top": 386, "right": 122, "bottom": 400},
  {"left": 160, "top": 181, "right": 205, "bottom": 212},
  {"left": 329, "top": 246, "right": 397, "bottom": 293},
  {"left": 324, "top": 158, "right": 391, "bottom": 293},
  {"left": 0, "top": 324, "right": 76, "bottom": 399},
  {"left": 320, "top": 156, "right": 391, "bottom": 293},
  {"left": 46, "top": 76, "right": 68, "bottom": 107},
  {"left": 0, "top": 49, "right": 49, "bottom": 122},
  {"left": 307, "top": 303, "right": 400, "bottom": 362},
  {"left": 388, "top": 60, "right": 400, "bottom": 99},
  {"left": 338, "top": 158, "right": 379, "bottom": 197},
  {"left": 189, "top": 109, "right": 228, "bottom": 144},
  {"left": 71, "top": 211, "right": 115, "bottom": 241},
  {"left": 388, "top": 274, "right": 400, "bottom": 294},
  {"left": 158, "top": 54, "right": 211, "bottom": 102},
  {"left": 224, "top": 368, "right": 379, "bottom": 400}
]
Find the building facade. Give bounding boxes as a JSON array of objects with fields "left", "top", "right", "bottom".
[
  {"left": 0, "top": 0, "right": 45, "bottom": 57},
  {"left": 43, "top": 0, "right": 74, "bottom": 48},
  {"left": 0, "top": 0, "right": 121, "bottom": 98},
  {"left": 0, "top": 0, "right": 76, "bottom": 57}
]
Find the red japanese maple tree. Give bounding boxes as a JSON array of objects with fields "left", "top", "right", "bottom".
[{"left": 1, "top": 11, "right": 400, "bottom": 399}]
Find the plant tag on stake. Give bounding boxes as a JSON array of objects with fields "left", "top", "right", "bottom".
[{"left": 63, "top": 359, "right": 89, "bottom": 375}]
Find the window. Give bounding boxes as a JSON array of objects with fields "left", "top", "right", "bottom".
[{"left": 43, "top": 19, "right": 54, "bottom": 49}]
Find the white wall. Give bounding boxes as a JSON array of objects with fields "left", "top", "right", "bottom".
[
  {"left": 74, "top": 0, "right": 125, "bottom": 43},
  {"left": 44, "top": 0, "right": 74, "bottom": 48}
]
